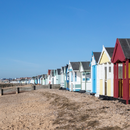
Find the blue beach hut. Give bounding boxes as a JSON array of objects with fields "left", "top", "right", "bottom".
[{"left": 90, "top": 52, "right": 101, "bottom": 96}]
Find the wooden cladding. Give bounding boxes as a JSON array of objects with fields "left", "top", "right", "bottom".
[{"left": 118, "top": 80, "right": 123, "bottom": 98}]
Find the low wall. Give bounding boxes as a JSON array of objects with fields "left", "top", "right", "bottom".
[
  {"left": 0, "top": 83, "right": 29, "bottom": 89},
  {"left": 51, "top": 84, "right": 60, "bottom": 89},
  {"left": 0, "top": 84, "right": 60, "bottom": 96},
  {"left": 36, "top": 85, "right": 49, "bottom": 89}
]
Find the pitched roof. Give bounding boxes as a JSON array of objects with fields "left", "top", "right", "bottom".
[
  {"left": 93, "top": 52, "right": 101, "bottom": 63},
  {"left": 105, "top": 47, "right": 114, "bottom": 57},
  {"left": 51, "top": 70, "right": 55, "bottom": 76},
  {"left": 57, "top": 69, "right": 61, "bottom": 75},
  {"left": 64, "top": 64, "right": 68, "bottom": 73},
  {"left": 81, "top": 61, "right": 90, "bottom": 70},
  {"left": 70, "top": 62, "right": 80, "bottom": 70},
  {"left": 42, "top": 74, "right": 47, "bottom": 78},
  {"left": 118, "top": 39, "right": 130, "bottom": 59},
  {"left": 62, "top": 67, "right": 64, "bottom": 72},
  {"left": 37, "top": 75, "right": 42, "bottom": 78}
]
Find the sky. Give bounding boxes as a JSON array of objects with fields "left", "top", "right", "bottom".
[{"left": 0, "top": 0, "right": 130, "bottom": 78}]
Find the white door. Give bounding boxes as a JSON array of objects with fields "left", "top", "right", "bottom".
[
  {"left": 82, "top": 82, "right": 85, "bottom": 90},
  {"left": 71, "top": 83, "right": 73, "bottom": 91},
  {"left": 105, "top": 67, "right": 107, "bottom": 95}
]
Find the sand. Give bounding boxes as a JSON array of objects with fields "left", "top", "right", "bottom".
[{"left": 0, "top": 89, "right": 130, "bottom": 130}]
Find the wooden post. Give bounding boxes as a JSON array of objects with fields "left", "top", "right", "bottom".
[
  {"left": 0, "top": 89, "right": 3, "bottom": 96},
  {"left": 114, "top": 63, "right": 118, "bottom": 98},
  {"left": 85, "top": 72, "right": 87, "bottom": 91},
  {"left": 34, "top": 85, "right": 36, "bottom": 90},
  {"left": 48, "top": 84, "right": 51, "bottom": 89},
  {"left": 123, "top": 62, "right": 125, "bottom": 100},
  {"left": 16, "top": 87, "right": 19, "bottom": 94},
  {"left": 126, "top": 60, "right": 129, "bottom": 104}
]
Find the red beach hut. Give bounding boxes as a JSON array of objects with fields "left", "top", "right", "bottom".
[{"left": 112, "top": 38, "right": 130, "bottom": 104}]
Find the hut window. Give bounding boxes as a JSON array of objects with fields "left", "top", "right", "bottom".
[
  {"left": 86, "top": 72, "right": 90, "bottom": 76},
  {"left": 105, "top": 67, "right": 107, "bottom": 80},
  {"left": 86, "top": 72, "right": 91, "bottom": 79},
  {"left": 124, "top": 63, "right": 126, "bottom": 79},
  {"left": 118, "top": 63, "right": 123, "bottom": 79},
  {"left": 82, "top": 72, "right": 85, "bottom": 76},
  {"left": 67, "top": 73, "right": 69, "bottom": 80},
  {"left": 129, "top": 63, "right": 130, "bottom": 78},
  {"left": 71, "top": 72, "right": 73, "bottom": 82},
  {"left": 75, "top": 72, "right": 77, "bottom": 82},
  {"left": 109, "top": 67, "right": 111, "bottom": 72}
]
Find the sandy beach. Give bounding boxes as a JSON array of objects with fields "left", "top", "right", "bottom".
[{"left": 0, "top": 89, "right": 130, "bottom": 130}]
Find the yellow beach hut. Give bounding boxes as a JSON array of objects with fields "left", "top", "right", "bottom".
[{"left": 98, "top": 46, "right": 114, "bottom": 99}]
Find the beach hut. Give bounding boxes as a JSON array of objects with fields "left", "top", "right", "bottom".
[
  {"left": 63, "top": 64, "right": 69, "bottom": 90},
  {"left": 30, "top": 77, "right": 35, "bottom": 84},
  {"left": 34, "top": 76, "right": 38, "bottom": 84},
  {"left": 66, "top": 64, "right": 69, "bottom": 90},
  {"left": 98, "top": 46, "right": 114, "bottom": 98},
  {"left": 79, "top": 61, "right": 91, "bottom": 92},
  {"left": 37, "top": 75, "right": 42, "bottom": 84},
  {"left": 41, "top": 74, "right": 47, "bottom": 85},
  {"left": 45, "top": 75, "right": 48, "bottom": 85},
  {"left": 27, "top": 77, "right": 31, "bottom": 84},
  {"left": 111, "top": 38, "right": 130, "bottom": 104},
  {"left": 50, "top": 70, "right": 55, "bottom": 84},
  {"left": 64, "top": 65, "right": 68, "bottom": 88},
  {"left": 55, "top": 69, "right": 61, "bottom": 84},
  {"left": 48, "top": 70, "right": 51, "bottom": 84},
  {"left": 60, "top": 66, "right": 65, "bottom": 88},
  {"left": 53, "top": 70, "right": 56, "bottom": 84},
  {"left": 90, "top": 52, "right": 101, "bottom": 96},
  {"left": 68, "top": 62, "right": 81, "bottom": 91}
]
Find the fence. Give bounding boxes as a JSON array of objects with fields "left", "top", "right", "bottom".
[
  {"left": 0, "top": 83, "right": 28, "bottom": 89},
  {"left": 0, "top": 84, "right": 60, "bottom": 96}
]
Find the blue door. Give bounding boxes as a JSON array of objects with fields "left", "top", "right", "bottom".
[
  {"left": 92, "top": 65, "right": 96, "bottom": 93},
  {"left": 35, "top": 79, "right": 38, "bottom": 84}
]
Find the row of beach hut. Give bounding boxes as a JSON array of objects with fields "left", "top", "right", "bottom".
[{"left": 29, "top": 38, "right": 130, "bottom": 104}]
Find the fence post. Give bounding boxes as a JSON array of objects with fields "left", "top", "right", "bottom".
[
  {"left": 0, "top": 89, "right": 3, "bottom": 96},
  {"left": 16, "top": 87, "right": 19, "bottom": 94},
  {"left": 34, "top": 85, "right": 36, "bottom": 90},
  {"left": 48, "top": 84, "right": 51, "bottom": 89}
]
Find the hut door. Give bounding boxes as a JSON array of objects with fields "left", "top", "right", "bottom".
[
  {"left": 67, "top": 82, "right": 69, "bottom": 89},
  {"left": 71, "top": 83, "right": 73, "bottom": 91},
  {"left": 118, "top": 63, "right": 123, "bottom": 98},
  {"left": 105, "top": 67, "right": 107, "bottom": 95},
  {"left": 52, "top": 78, "right": 54, "bottom": 84},
  {"left": 92, "top": 65, "right": 96, "bottom": 93},
  {"left": 118, "top": 80, "right": 123, "bottom": 98}
]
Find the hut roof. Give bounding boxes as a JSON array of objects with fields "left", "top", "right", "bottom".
[
  {"left": 93, "top": 52, "right": 101, "bottom": 63},
  {"left": 70, "top": 62, "right": 80, "bottom": 70},
  {"left": 57, "top": 69, "right": 61, "bottom": 75},
  {"left": 105, "top": 47, "right": 114, "bottom": 57},
  {"left": 81, "top": 61, "right": 90, "bottom": 71},
  {"left": 118, "top": 39, "right": 130, "bottom": 59}
]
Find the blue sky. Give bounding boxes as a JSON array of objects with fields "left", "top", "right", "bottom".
[{"left": 0, "top": 0, "right": 130, "bottom": 78}]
